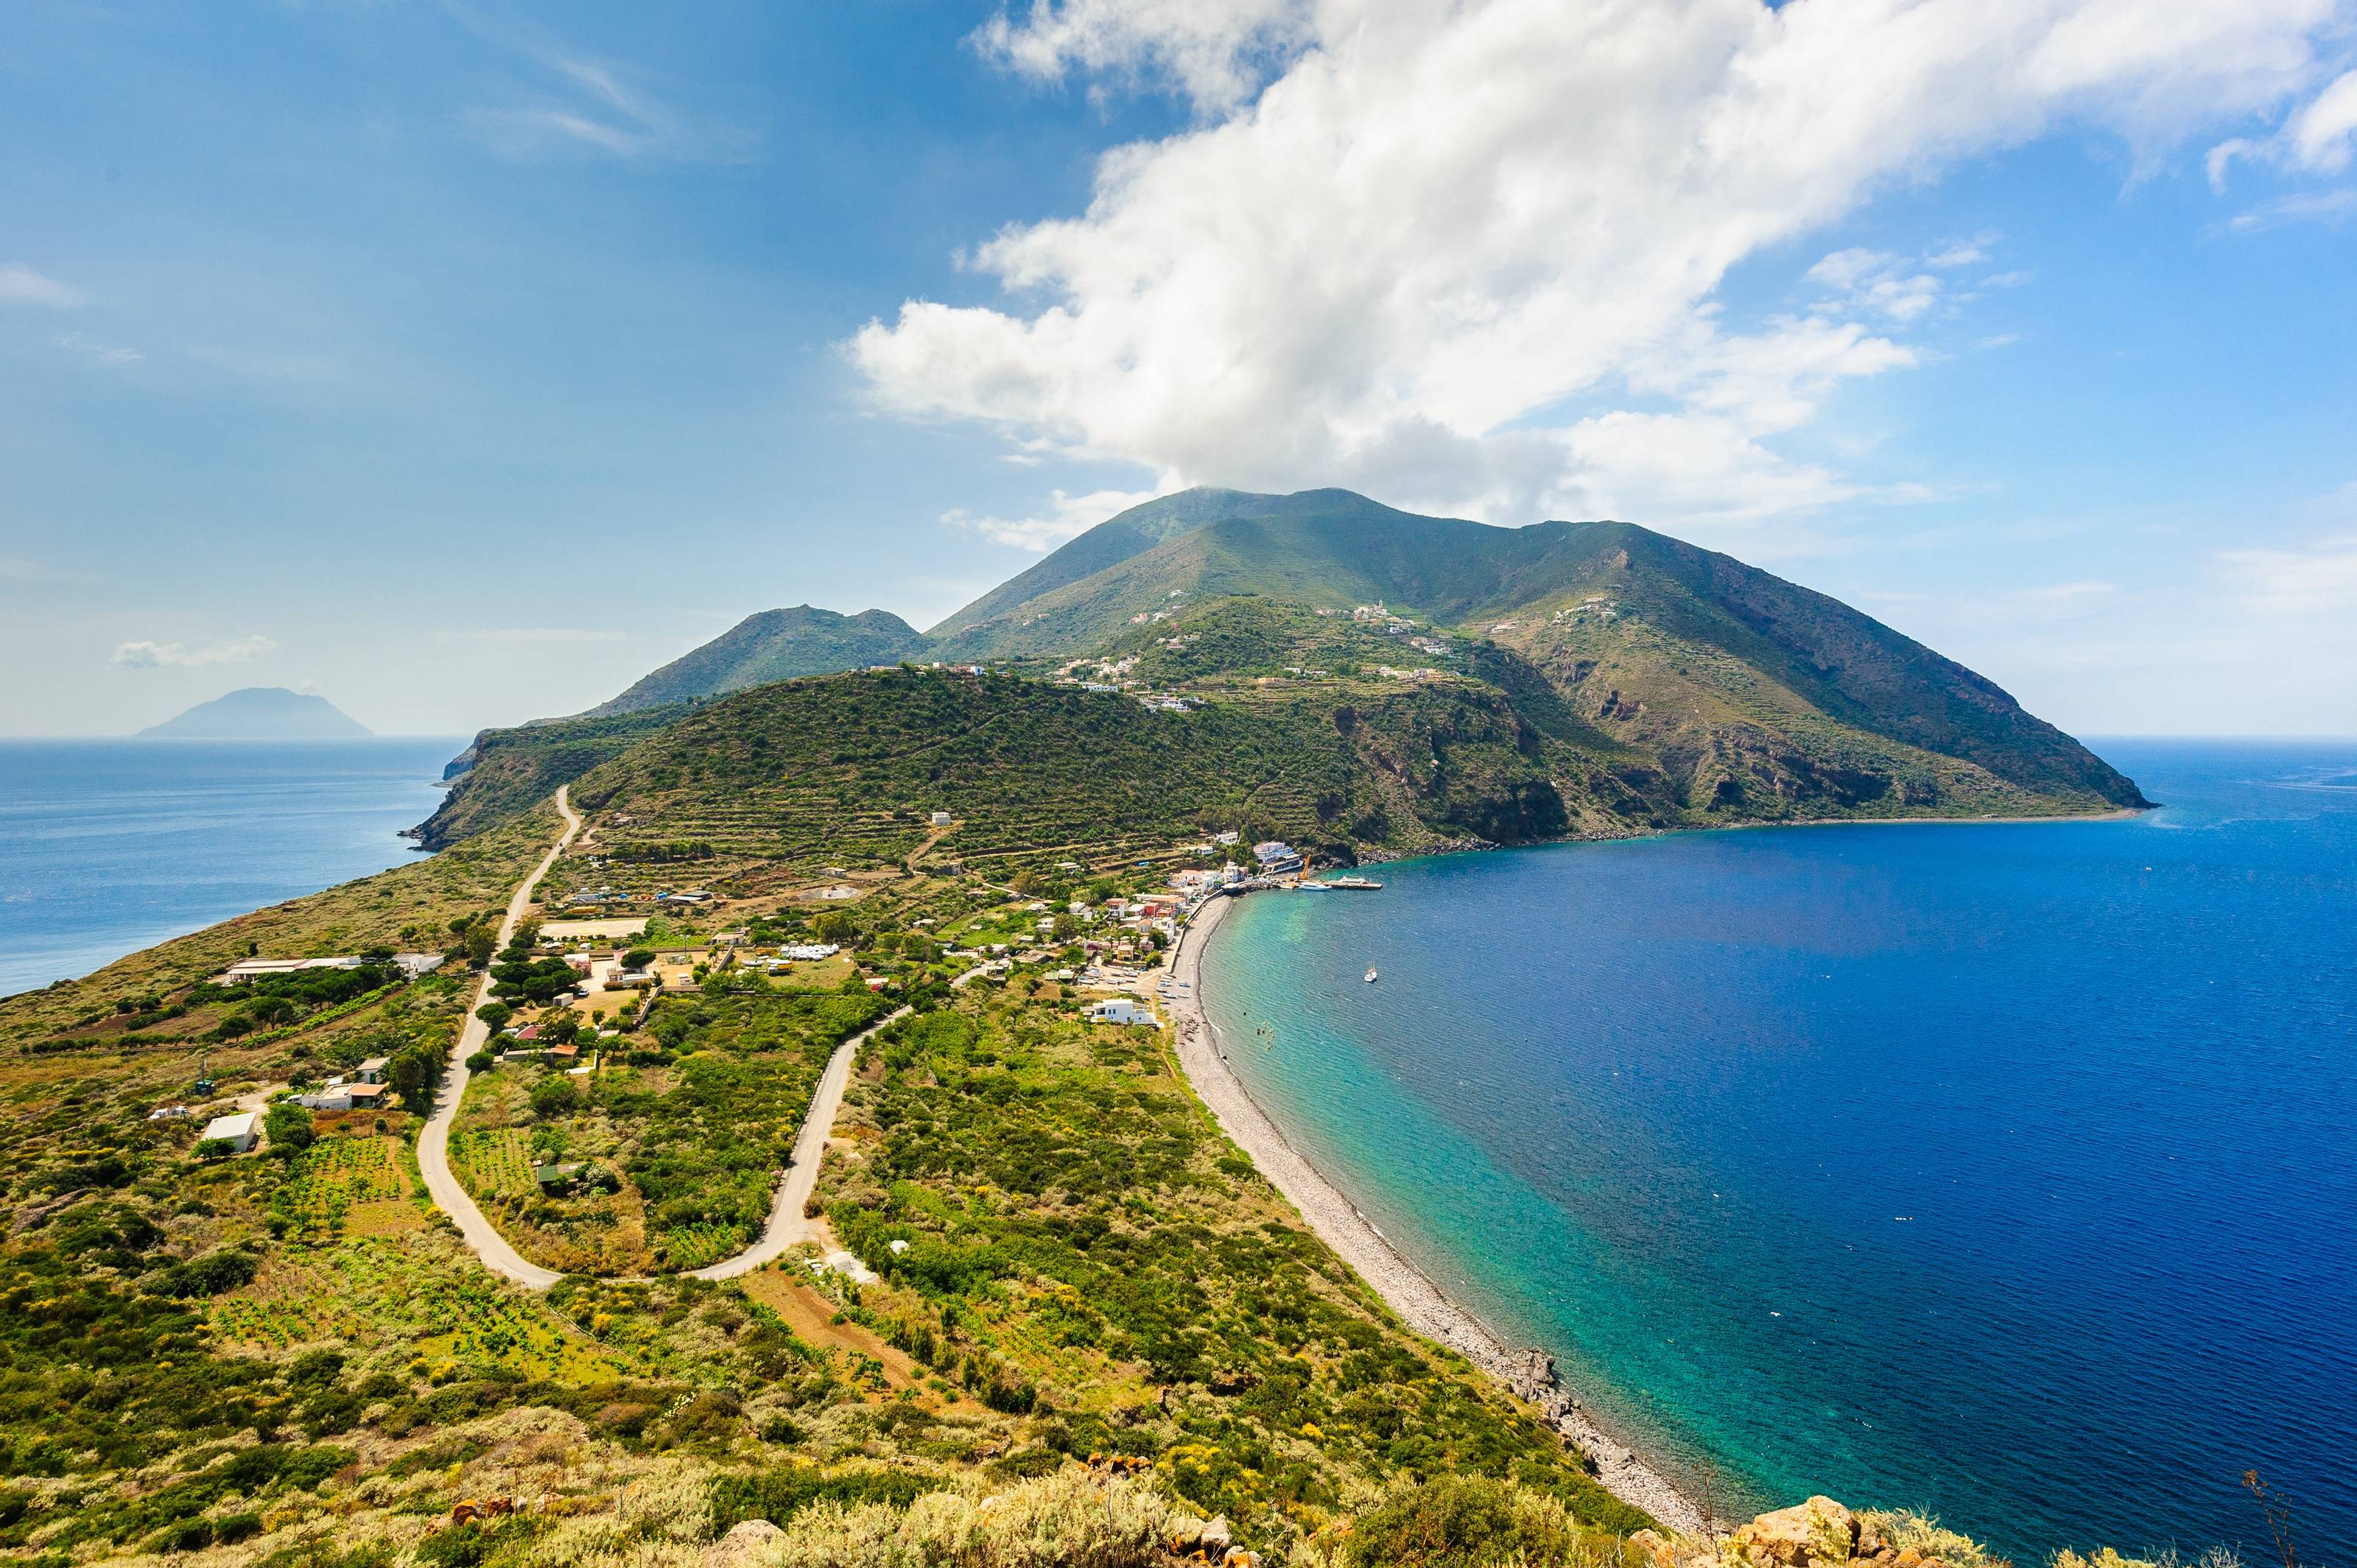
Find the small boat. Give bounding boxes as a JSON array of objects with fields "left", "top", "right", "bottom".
[
  {"left": 1364, "top": 967, "right": 1379, "bottom": 983},
  {"left": 1327, "top": 876, "right": 1383, "bottom": 890}
]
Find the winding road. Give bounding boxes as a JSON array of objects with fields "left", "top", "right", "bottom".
[
  {"left": 415, "top": 787, "right": 583, "bottom": 1290},
  {"left": 415, "top": 786, "right": 944, "bottom": 1291}
]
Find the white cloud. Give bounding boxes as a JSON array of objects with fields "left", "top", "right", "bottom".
[
  {"left": 857, "top": 0, "right": 2347, "bottom": 534},
  {"left": 0, "top": 264, "right": 85, "bottom": 308},
  {"left": 2228, "top": 186, "right": 2357, "bottom": 231},
  {"left": 1925, "top": 235, "right": 1999, "bottom": 268},
  {"left": 2208, "top": 65, "right": 2357, "bottom": 188},
  {"left": 110, "top": 636, "right": 278, "bottom": 669},
  {"left": 2290, "top": 68, "right": 2357, "bottom": 171},
  {"left": 466, "top": 105, "right": 652, "bottom": 158},
  {"left": 1805, "top": 248, "right": 1945, "bottom": 323},
  {"left": 977, "top": 0, "right": 1310, "bottom": 113},
  {"left": 457, "top": 29, "right": 748, "bottom": 164},
  {"left": 943, "top": 486, "right": 1164, "bottom": 551},
  {"left": 55, "top": 332, "right": 142, "bottom": 365},
  {"left": 2221, "top": 532, "right": 2357, "bottom": 612}
]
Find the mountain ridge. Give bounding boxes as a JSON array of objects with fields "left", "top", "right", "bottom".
[{"left": 426, "top": 487, "right": 2144, "bottom": 845}]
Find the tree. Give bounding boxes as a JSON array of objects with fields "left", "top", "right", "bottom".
[
  {"left": 465, "top": 1051, "right": 493, "bottom": 1074},
  {"left": 474, "top": 1001, "right": 513, "bottom": 1031},
  {"left": 387, "top": 1047, "right": 439, "bottom": 1114},
  {"left": 541, "top": 1013, "right": 580, "bottom": 1046},
  {"left": 263, "top": 1103, "right": 315, "bottom": 1153},
  {"left": 464, "top": 927, "right": 496, "bottom": 968},
  {"left": 622, "top": 949, "right": 656, "bottom": 971},
  {"left": 530, "top": 1076, "right": 579, "bottom": 1120}
]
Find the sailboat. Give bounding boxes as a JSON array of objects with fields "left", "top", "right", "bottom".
[{"left": 1364, "top": 966, "right": 1379, "bottom": 983}]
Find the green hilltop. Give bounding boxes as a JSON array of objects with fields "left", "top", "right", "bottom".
[
  {"left": 428, "top": 487, "right": 2144, "bottom": 857},
  {"left": 586, "top": 605, "right": 927, "bottom": 718}
]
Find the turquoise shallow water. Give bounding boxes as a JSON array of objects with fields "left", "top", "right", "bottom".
[{"left": 1200, "top": 740, "right": 2356, "bottom": 1562}]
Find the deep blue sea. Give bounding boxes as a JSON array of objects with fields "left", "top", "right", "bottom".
[
  {"left": 0, "top": 739, "right": 462, "bottom": 999},
  {"left": 1201, "top": 741, "right": 2356, "bottom": 1564}
]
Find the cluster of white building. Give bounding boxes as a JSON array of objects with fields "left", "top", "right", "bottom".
[{"left": 214, "top": 953, "right": 443, "bottom": 985}]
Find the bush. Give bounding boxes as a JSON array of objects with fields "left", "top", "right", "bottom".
[
  {"left": 529, "top": 1077, "right": 580, "bottom": 1120},
  {"left": 465, "top": 1052, "right": 493, "bottom": 1074},
  {"left": 192, "top": 1138, "right": 234, "bottom": 1161},
  {"left": 263, "top": 1103, "right": 316, "bottom": 1153},
  {"left": 1333, "top": 1477, "right": 1598, "bottom": 1568},
  {"left": 145, "top": 1248, "right": 260, "bottom": 1299},
  {"left": 709, "top": 1466, "right": 933, "bottom": 1530}
]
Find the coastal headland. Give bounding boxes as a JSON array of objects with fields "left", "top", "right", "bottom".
[{"left": 1167, "top": 888, "right": 1708, "bottom": 1533}]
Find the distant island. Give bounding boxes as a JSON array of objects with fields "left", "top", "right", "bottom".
[{"left": 136, "top": 686, "right": 371, "bottom": 739}]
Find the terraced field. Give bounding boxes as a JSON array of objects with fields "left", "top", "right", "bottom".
[{"left": 561, "top": 667, "right": 1595, "bottom": 880}]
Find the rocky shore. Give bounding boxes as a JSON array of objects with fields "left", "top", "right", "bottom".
[{"left": 1164, "top": 892, "right": 1707, "bottom": 1535}]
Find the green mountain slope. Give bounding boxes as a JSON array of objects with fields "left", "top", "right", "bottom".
[
  {"left": 926, "top": 488, "right": 2145, "bottom": 812},
  {"left": 415, "top": 706, "right": 684, "bottom": 849},
  {"left": 424, "top": 488, "right": 2143, "bottom": 848},
  {"left": 564, "top": 665, "right": 1637, "bottom": 876},
  {"left": 924, "top": 487, "right": 1291, "bottom": 641},
  {"left": 584, "top": 605, "right": 926, "bottom": 717}
]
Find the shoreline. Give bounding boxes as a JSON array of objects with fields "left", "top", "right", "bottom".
[{"left": 1163, "top": 893, "right": 1708, "bottom": 1536}]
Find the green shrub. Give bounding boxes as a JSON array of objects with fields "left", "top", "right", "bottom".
[
  {"left": 1332, "top": 1477, "right": 1603, "bottom": 1568},
  {"left": 144, "top": 1248, "right": 259, "bottom": 1298}
]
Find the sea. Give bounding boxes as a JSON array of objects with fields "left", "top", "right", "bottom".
[
  {"left": 1201, "top": 739, "right": 2356, "bottom": 1564},
  {"left": 0, "top": 739, "right": 463, "bottom": 999}
]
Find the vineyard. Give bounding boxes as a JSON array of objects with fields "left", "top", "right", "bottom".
[
  {"left": 450, "top": 1127, "right": 536, "bottom": 1201},
  {"left": 208, "top": 1237, "right": 634, "bottom": 1382},
  {"left": 269, "top": 1134, "right": 415, "bottom": 1238},
  {"left": 653, "top": 1218, "right": 745, "bottom": 1271},
  {"left": 207, "top": 1253, "right": 370, "bottom": 1350}
]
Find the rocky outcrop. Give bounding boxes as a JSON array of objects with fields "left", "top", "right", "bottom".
[{"left": 1631, "top": 1497, "right": 1985, "bottom": 1568}]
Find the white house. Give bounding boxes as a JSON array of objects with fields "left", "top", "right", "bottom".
[
  {"left": 1086, "top": 998, "right": 1156, "bottom": 1027},
  {"left": 930, "top": 810, "right": 953, "bottom": 826},
  {"left": 203, "top": 1111, "right": 260, "bottom": 1153},
  {"left": 355, "top": 1055, "right": 391, "bottom": 1083}
]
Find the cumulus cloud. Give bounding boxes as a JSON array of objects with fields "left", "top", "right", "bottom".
[
  {"left": 859, "top": 0, "right": 2349, "bottom": 532},
  {"left": 110, "top": 636, "right": 278, "bottom": 669},
  {"left": 977, "top": 0, "right": 1311, "bottom": 112},
  {"left": 944, "top": 486, "right": 1164, "bottom": 550},
  {"left": 0, "top": 264, "right": 86, "bottom": 309}
]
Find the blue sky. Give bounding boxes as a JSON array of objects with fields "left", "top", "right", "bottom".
[{"left": 4, "top": 1, "right": 2354, "bottom": 739}]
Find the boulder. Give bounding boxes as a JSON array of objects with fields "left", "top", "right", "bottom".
[
  {"left": 705, "top": 1517, "right": 783, "bottom": 1568},
  {"left": 1732, "top": 1497, "right": 1864, "bottom": 1567},
  {"left": 1629, "top": 1527, "right": 1678, "bottom": 1567}
]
